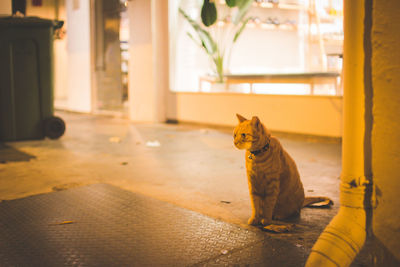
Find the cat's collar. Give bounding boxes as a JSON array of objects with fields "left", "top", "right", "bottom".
[{"left": 248, "top": 140, "right": 270, "bottom": 159}]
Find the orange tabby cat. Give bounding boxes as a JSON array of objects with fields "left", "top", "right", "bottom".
[{"left": 234, "top": 114, "right": 332, "bottom": 229}]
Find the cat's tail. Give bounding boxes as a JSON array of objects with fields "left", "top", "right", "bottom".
[{"left": 303, "top": 196, "right": 334, "bottom": 208}]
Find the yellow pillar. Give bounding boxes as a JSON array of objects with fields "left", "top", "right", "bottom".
[{"left": 306, "top": 0, "right": 371, "bottom": 266}]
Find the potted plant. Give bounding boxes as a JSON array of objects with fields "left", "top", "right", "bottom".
[{"left": 179, "top": 0, "right": 253, "bottom": 83}]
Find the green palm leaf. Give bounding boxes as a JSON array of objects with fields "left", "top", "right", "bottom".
[
  {"left": 233, "top": 0, "right": 253, "bottom": 25},
  {"left": 201, "top": 0, "right": 217, "bottom": 27},
  {"left": 233, "top": 16, "right": 251, "bottom": 42},
  {"left": 179, "top": 8, "right": 217, "bottom": 55},
  {"left": 225, "top": 0, "right": 237, "bottom": 7}
]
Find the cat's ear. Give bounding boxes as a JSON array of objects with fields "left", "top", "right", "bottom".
[
  {"left": 236, "top": 114, "right": 247, "bottom": 123},
  {"left": 251, "top": 116, "right": 261, "bottom": 128}
]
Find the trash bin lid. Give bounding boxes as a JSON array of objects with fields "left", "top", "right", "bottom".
[{"left": 0, "top": 16, "right": 56, "bottom": 28}]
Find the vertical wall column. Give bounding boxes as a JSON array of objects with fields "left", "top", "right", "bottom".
[
  {"left": 128, "top": 0, "right": 169, "bottom": 122},
  {"left": 66, "top": 0, "right": 92, "bottom": 113},
  {"left": 371, "top": 0, "right": 400, "bottom": 263},
  {"left": 0, "top": 1, "right": 11, "bottom": 15},
  {"left": 306, "top": 1, "right": 371, "bottom": 266}
]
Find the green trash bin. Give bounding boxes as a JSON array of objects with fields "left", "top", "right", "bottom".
[{"left": 0, "top": 16, "right": 65, "bottom": 141}]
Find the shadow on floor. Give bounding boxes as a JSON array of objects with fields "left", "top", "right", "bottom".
[{"left": 0, "top": 143, "right": 36, "bottom": 163}]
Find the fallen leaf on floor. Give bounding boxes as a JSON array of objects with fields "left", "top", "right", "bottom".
[
  {"left": 109, "top": 137, "right": 121, "bottom": 143},
  {"left": 146, "top": 140, "right": 161, "bottom": 147},
  {"left": 52, "top": 183, "right": 81, "bottom": 192},
  {"left": 307, "top": 198, "right": 334, "bottom": 207},
  {"left": 121, "top": 162, "right": 128, "bottom": 165},
  {"left": 50, "top": 221, "right": 76, "bottom": 226},
  {"left": 220, "top": 200, "right": 231, "bottom": 204},
  {"left": 263, "top": 224, "right": 295, "bottom": 233}
]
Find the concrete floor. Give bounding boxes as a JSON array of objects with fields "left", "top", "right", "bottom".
[{"left": 0, "top": 111, "right": 348, "bottom": 265}]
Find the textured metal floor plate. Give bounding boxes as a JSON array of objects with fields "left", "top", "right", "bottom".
[{"left": 0, "top": 184, "right": 267, "bottom": 266}]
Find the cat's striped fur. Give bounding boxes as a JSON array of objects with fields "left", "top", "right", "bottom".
[{"left": 234, "top": 114, "right": 330, "bottom": 227}]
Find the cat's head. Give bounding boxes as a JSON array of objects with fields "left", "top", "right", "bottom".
[{"left": 233, "top": 114, "right": 270, "bottom": 150}]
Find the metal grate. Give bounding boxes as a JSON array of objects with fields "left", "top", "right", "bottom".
[{"left": 0, "top": 184, "right": 269, "bottom": 266}]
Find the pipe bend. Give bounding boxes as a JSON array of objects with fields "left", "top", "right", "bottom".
[{"left": 305, "top": 206, "right": 366, "bottom": 267}]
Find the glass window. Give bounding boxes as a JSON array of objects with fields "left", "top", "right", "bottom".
[{"left": 169, "top": 0, "right": 343, "bottom": 95}]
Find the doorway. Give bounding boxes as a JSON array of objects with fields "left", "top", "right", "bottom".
[{"left": 92, "top": 0, "right": 129, "bottom": 115}]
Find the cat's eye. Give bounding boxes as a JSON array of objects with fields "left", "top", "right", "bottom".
[{"left": 241, "top": 133, "right": 246, "bottom": 138}]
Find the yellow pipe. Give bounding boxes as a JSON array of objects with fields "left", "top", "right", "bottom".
[{"left": 306, "top": 1, "right": 371, "bottom": 266}]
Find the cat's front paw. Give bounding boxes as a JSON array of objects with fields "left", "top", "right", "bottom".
[{"left": 248, "top": 216, "right": 262, "bottom": 226}]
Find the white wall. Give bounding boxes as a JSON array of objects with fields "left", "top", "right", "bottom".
[
  {"left": 65, "top": 0, "right": 92, "bottom": 113},
  {"left": 127, "top": 0, "right": 168, "bottom": 122},
  {"left": 167, "top": 92, "right": 343, "bottom": 137}
]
